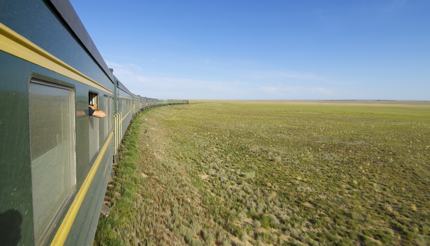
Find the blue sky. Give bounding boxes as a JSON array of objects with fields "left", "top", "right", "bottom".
[{"left": 71, "top": 0, "right": 429, "bottom": 100}]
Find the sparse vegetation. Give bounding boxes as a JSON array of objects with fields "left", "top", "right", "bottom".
[{"left": 95, "top": 101, "right": 430, "bottom": 245}]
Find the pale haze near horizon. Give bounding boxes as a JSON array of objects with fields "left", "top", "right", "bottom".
[{"left": 71, "top": 0, "right": 430, "bottom": 100}]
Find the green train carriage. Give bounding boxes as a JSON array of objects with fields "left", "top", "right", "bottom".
[{"left": 0, "top": 0, "right": 172, "bottom": 245}]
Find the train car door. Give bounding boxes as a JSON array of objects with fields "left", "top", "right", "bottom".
[{"left": 88, "top": 92, "right": 99, "bottom": 160}]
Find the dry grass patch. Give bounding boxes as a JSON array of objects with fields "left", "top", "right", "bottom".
[{"left": 96, "top": 102, "right": 430, "bottom": 245}]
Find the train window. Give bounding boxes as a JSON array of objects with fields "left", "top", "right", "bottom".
[
  {"left": 29, "top": 81, "right": 76, "bottom": 244},
  {"left": 89, "top": 92, "right": 97, "bottom": 106}
]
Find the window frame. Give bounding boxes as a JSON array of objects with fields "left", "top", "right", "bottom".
[{"left": 28, "top": 79, "right": 77, "bottom": 245}]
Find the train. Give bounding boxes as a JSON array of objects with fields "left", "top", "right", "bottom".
[{"left": 0, "top": 0, "right": 187, "bottom": 245}]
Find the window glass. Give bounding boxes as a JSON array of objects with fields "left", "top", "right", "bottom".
[
  {"left": 103, "top": 95, "right": 109, "bottom": 139},
  {"left": 108, "top": 97, "right": 113, "bottom": 131},
  {"left": 89, "top": 117, "right": 100, "bottom": 159},
  {"left": 29, "top": 81, "right": 76, "bottom": 244}
]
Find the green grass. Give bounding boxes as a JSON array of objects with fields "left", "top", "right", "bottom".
[
  {"left": 94, "top": 110, "right": 145, "bottom": 245},
  {"left": 95, "top": 101, "right": 430, "bottom": 245}
]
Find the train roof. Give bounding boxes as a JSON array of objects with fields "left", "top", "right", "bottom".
[
  {"left": 49, "top": 0, "right": 115, "bottom": 83},
  {"left": 118, "top": 82, "right": 133, "bottom": 95}
]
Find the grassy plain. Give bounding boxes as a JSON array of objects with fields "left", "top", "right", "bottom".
[{"left": 96, "top": 101, "right": 430, "bottom": 245}]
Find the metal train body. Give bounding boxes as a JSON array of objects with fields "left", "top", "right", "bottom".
[{"left": 0, "top": 0, "right": 185, "bottom": 245}]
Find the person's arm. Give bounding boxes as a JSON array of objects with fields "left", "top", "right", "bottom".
[
  {"left": 89, "top": 105, "right": 106, "bottom": 118},
  {"left": 92, "top": 110, "right": 106, "bottom": 118}
]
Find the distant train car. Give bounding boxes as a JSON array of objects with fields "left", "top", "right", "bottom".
[{"left": 0, "top": 0, "right": 185, "bottom": 245}]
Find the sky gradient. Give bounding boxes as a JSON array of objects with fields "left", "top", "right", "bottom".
[{"left": 71, "top": 0, "right": 429, "bottom": 100}]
